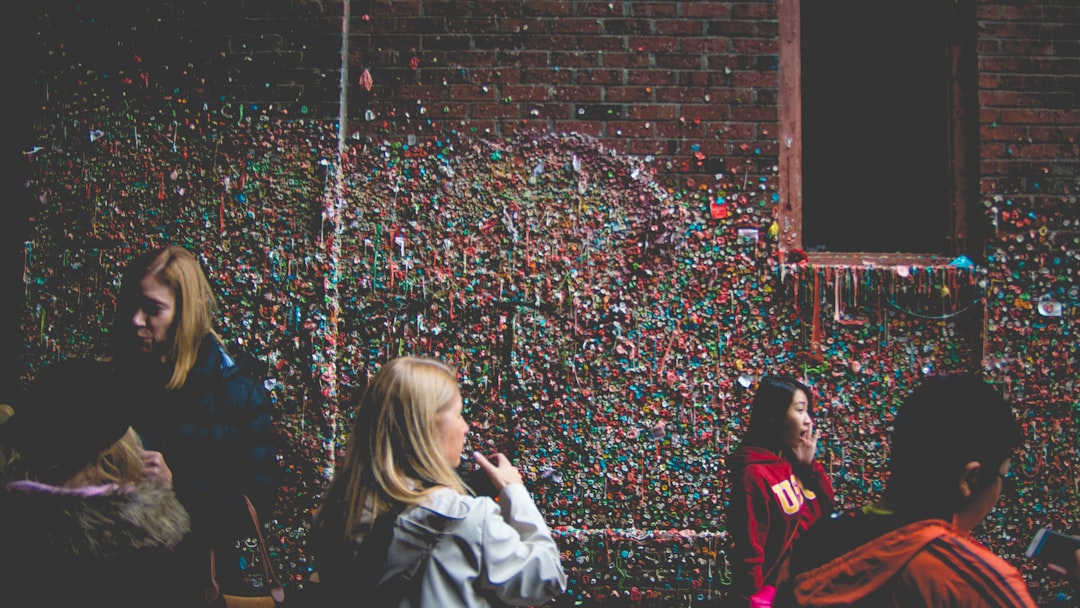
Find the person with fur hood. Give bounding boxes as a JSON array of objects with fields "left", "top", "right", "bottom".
[{"left": 0, "top": 359, "right": 191, "bottom": 608}]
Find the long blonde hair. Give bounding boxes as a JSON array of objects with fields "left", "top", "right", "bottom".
[
  {"left": 68, "top": 427, "right": 148, "bottom": 487},
  {"left": 315, "top": 356, "right": 468, "bottom": 538},
  {"left": 110, "top": 245, "right": 221, "bottom": 390}
]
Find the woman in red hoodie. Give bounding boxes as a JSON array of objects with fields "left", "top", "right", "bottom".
[{"left": 725, "top": 375, "right": 835, "bottom": 607}]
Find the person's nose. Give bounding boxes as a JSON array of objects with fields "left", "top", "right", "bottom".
[{"left": 130, "top": 308, "right": 146, "bottom": 327}]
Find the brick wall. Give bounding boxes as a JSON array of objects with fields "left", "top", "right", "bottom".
[
  {"left": 352, "top": 1, "right": 777, "bottom": 187},
  {"left": 198, "top": 0, "right": 780, "bottom": 189},
  {"left": 30, "top": 1, "right": 1071, "bottom": 198},
  {"left": 976, "top": 2, "right": 1079, "bottom": 229}
]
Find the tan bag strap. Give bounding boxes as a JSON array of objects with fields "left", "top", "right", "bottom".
[
  {"left": 206, "top": 545, "right": 221, "bottom": 603},
  {"left": 206, "top": 495, "right": 285, "bottom": 605}
]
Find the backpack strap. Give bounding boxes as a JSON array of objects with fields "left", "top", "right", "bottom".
[{"left": 351, "top": 502, "right": 405, "bottom": 598}]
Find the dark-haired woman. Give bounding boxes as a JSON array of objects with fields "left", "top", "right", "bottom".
[{"left": 725, "top": 375, "right": 835, "bottom": 607}]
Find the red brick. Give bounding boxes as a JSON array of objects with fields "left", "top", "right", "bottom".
[
  {"left": 499, "top": 50, "right": 552, "bottom": 68},
  {"left": 731, "top": 71, "right": 777, "bottom": 88},
  {"left": 579, "top": 2, "right": 626, "bottom": 17},
  {"left": 579, "top": 69, "right": 625, "bottom": 86},
  {"left": 627, "top": 36, "right": 679, "bottom": 53},
  {"left": 501, "top": 120, "right": 553, "bottom": 136},
  {"left": 605, "top": 86, "right": 654, "bottom": 103},
  {"left": 683, "top": 140, "right": 722, "bottom": 158},
  {"left": 654, "top": 54, "right": 704, "bottom": 70},
  {"left": 627, "top": 138, "right": 669, "bottom": 155},
  {"left": 472, "top": 1, "right": 525, "bottom": 18},
  {"left": 707, "top": 122, "right": 755, "bottom": 140},
  {"left": 979, "top": 108, "right": 1002, "bottom": 124},
  {"left": 438, "top": 102, "right": 469, "bottom": 118},
  {"left": 653, "top": 121, "right": 703, "bottom": 139},
  {"left": 606, "top": 121, "right": 656, "bottom": 138},
  {"left": 977, "top": 39, "right": 1005, "bottom": 55},
  {"left": 576, "top": 36, "right": 626, "bottom": 52},
  {"left": 600, "top": 52, "right": 652, "bottom": 69},
  {"left": 680, "top": 104, "right": 730, "bottom": 122},
  {"left": 979, "top": 73, "right": 1006, "bottom": 89},
  {"left": 708, "top": 20, "right": 758, "bottom": 39},
  {"left": 631, "top": 3, "right": 679, "bottom": 18},
  {"left": 1000, "top": 40, "right": 1055, "bottom": 57},
  {"left": 522, "top": 68, "right": 574, "bottom": 85},
  {"left": 655, "top": 86, "right": 710, "bottom": 103},
  {"left": 472, "top": 101, "right": 523, "bottom": 119},
  {"left": 730, "top": 37, "right": 778, "bottom": 54},
  {"left": 627, "top": 70, "right": 678, "bottom": 86},
  {"left": 730, "top": 2, "right": 775, "bottom": 20},
  {"left": 379, "top": 0, "right": 420, "bottom": 16},
  {"left": 683, "top": 3, "right": 730, "bottom": 19},
  {"left": 625, "top": 104, "right": 679, "bottom": 121},
  {"left": 980, "top": 124, "right": 1029, "bottom": 142},
  {"left": 680, "top": 71, "right": 733, "bottom": 88},
  {"left": 517, "top": 34, "right": 578, "bottom": 51},
  {"left": 680, "top": 38, "right": 735, "bottom": 54},
  {"left": 999, "top": 109, "right": 1054, "bottom": 124},
  {"left": 552, "top": 51, "right": 601, "bottom": 68},
  {"left": 552, "top": 85, "right": 603, "bottom": 102},
  {"left": 503, "top": 84, "right": 552, "bottom": 102},
  {"left": 398, "top": 84, "right": 446, "bottom": 101},
  {"left": 501, "top": 17, "right": 552, "bottom": 33},
  {"left": 604, "top": 139, "right": 639, "bottom": 156},
  {"left": 656, "top": 19, "right": 704, "bottom": 36},
  {"left": 554, "top": 18, "right": 604, "bottom": 35},
  {"left": 523, "top": 1, "right": 574, "bottom": 17},
  {"left": 464, "top": 120, "right": 499, "bottom": 135},
  {"left": 446, "top": 50, "right": 499, "bottom": 67},
  {"left": 526, "top": 103, "right": 573, "bottom": 120},
  {"left": 980, "top": 90, "right": 1028, "bottom": 108},
  {"left": 732, "top": 105, "right": 776, "bottom": 122},
  {"left": 555, "top": 120, "right": 605, "bottom": 137},
  {"left": 1007, "top": 143, "right": 1075, "bottom": 158},
  {"left": 448, "top": 84, "right": 501, "bottom": 101},
  {"left": 1028, "top": 124, "right": 1080, "bottom": 142},
  {"left": 464, "top": 67, "right": 523, "bottom": 83}
]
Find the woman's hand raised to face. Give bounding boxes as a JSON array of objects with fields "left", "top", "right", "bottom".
[
  {"left": 790, "top": 424, "right": 821, "bottom": 466},
  {"left": 473, "top": 451, "right": 524, "bottom": 493}
]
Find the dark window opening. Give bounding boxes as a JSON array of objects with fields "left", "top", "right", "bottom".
[{"left": 781, "top": 0, "right": 981, "bottom": 262}]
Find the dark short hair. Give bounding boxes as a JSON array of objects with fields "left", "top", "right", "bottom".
[
  {"left": 886, "top": 374, "right": 1023, "bottom": 517},
  {"left": 743, "top": 375, "right": 814, "bottom": 451}
]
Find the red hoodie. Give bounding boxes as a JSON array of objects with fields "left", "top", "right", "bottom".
[
  {"left": 727, "top": 445, "right": 835, "bottom": 601},
  {"left": 784, "top": 519, "right": 1037, "bottom": 608}
]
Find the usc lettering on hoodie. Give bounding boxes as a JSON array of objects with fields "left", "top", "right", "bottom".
[{"left": 727, "top": 445, "right": 835, "bottom": 600}]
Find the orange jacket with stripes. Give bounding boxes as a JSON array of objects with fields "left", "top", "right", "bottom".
[{"left": 780, "top": 519, "right": 1036, "bottom": 608}]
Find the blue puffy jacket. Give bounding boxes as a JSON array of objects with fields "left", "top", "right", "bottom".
[{"left": 130, "top": 334, "right": 280, "bottom": 540}]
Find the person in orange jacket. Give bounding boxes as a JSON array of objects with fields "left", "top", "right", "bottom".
[{"left": 777, "top": 374, "right": 1037, "bottom": 608}]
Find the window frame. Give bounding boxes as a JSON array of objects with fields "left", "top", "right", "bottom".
[{"left": 776, "top": 0, "right": 979, "bottom": 267}]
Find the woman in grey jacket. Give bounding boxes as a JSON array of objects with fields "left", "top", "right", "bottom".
[{"left": 309, "top": 356, "right": 567, "bottom": 607}]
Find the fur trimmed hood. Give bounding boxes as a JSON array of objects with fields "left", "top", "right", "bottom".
[{"left": 1, "top": 479, "right": 190, "bottom": 557}]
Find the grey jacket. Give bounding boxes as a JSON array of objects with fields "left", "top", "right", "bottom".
[{"left": 367, "top": 483, "right": 568, "bottom": 607}]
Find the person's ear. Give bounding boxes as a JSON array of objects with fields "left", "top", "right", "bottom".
[{"left": 958, "top": 460, "right": 982, "bottom": 498}]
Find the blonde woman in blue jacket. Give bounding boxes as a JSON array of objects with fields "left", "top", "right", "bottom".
[
  {"left": 309, "top": 356, "right": 567, "bottom": 607},
  {"left": 106, "top": 245, "right": 279, "bottom": 603}
]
